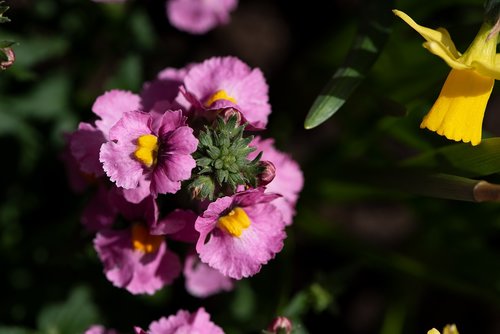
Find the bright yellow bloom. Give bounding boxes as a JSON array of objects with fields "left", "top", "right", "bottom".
[
  {"left": 393, "top": 9, "right": 500, "bottom": 145},
  {"left": 428, "top": 324, "right": 459, "bottom": 334}
]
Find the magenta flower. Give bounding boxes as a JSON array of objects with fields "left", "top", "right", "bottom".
[
  {"left": 70, "top": 90, "right": 141, "bottom": 177},
  {"left": 94, "top": 225, "right": 181, "bottom": 295},
  {"left": 141, "top": 66, "right": 191, "bottom": 112},
  {"left": 82, "top": 186, "right": 158, "bottom": 232},
  {"left": 195, "top": 189, "right": 286, "bottom": 279},
  {"left": 150, "top": 209, "right": 199, "bottom": 243},
  {"left": 60, "top": 135, "right": 92, "bottom": 193},
  {"left": 100, "top": 109, "right": 198, "bottom": 199},
  {"left": 137, "top": 307, "right": 224, "bottom": 334},
  {"left": 81, "top": 185, "right": 117, "bottom": 232},
  {"left": 167, "top": 0, "right": 237, "bottom": 34},
  {"left": 180, "top": 56, "right": 271, "bottom": 129},
  {"left": 85, "top": 325, "right": 119, "bottom": 334},
  {"left": 184, "top": 253, "right": 233, "bottom": 298},
  {"left": 249, "top": 137, "right": 304, "bottom": 225}
]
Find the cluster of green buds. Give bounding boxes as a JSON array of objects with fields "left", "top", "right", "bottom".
[
  {"left": 0, "top": 1, "right": 15, "bottom": 70},
  {"left": 187, "top": 114, "right": 265, "bottom": 201}
]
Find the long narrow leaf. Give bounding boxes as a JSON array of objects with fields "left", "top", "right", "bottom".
[
  {"left": 304, "top": 1, "right": 394, "bottom": 129},
  {"left": 401, "top": 137, "right": 500, "bottom": 177}
]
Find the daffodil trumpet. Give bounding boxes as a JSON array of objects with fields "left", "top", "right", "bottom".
[{"left": 393, "top": 9, "right": 500, "bottom": 146}]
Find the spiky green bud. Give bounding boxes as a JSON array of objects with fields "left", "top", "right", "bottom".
[{"left": 188, "top": 115, "right": 264, "bottom": 200}]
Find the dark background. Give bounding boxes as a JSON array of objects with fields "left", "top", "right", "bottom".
[{"left": 2, "top": 0, "right": 500, "bottom": 333}]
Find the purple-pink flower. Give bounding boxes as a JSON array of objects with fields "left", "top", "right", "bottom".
[
  {"left": 180, "top": 56, "right": 271, "bottom": 129},
  {"left": 85, "top": 325, "right": 120, "bottom": 334},
  {"left": 70, "top": 90, "right": 141, "bottom": 178},
  {"left": 184, "top": 253, "right": 234, "bottom": 298},
  {"left": 136, "top": 307, "right": 224, "bottom": 334},
  {"left": 141, "top": 66, "right": 191, "bottom": 112},
  {"left": 100, "top": 109, "right": 198, "bottom": 199},
  {"left": 167, "top": 0, "right": 238, "bottom": 34},
  {"left": 94, "top": 225, "right": 181, "bottom": 295},
  {"left": 249, "top": 137, "right": 304, "bottom": 225},
  {"left": 195, "top": 189, "right": 286, "bottom": 279}
]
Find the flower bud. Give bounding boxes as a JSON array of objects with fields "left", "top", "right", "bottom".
[
  {"left": 267, "top": 316, "right": 292, "bottom": 334},
  {"left": 188, "top": 175, "right": 215, "bottom": 200},
  {"left": 258, "top": 160, "right": 276, "bottom": 186},
  {"left": 0, "top": 47, "right": 15, "bottom": 70},
  {"left": 219, "top": 107, "right": 242, "bottom": 124}
]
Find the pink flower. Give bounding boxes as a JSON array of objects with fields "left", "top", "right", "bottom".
[
  {"left": 150, "top": 209, "right": 199, "bottom": 243},
  {"left": 81, "top": 185, "right": 117, "bottom": 232},
  {"left": 180, "top": 56, "right": 271, "bottom": 129},
  {"left": 195, "top": 189, "right": 286, "bottom": 279},
  {"left": 94, "top": 225, "right": 181, "bottom": 295},
  {"left": 249, "top": 137, "right": 304, "bottom": 225},
  {"left": 99, "top": 110, "right": 198, "bottom": 199},
  {"left": 184, "top": 253, "right": 233, "bottom": 298},
  {"left": 141, "top": 66, "right": 191, "bottom": 112},
  {"left": 85, "top": 325, "right": 120, "bottom": 334},
  {"left": 137, "top": 307, "right": 224, "bottom": 334},
  {"left": 82, "top": 186, "right": 158, "bottom": 232},
  {"left": 167, "top": 0, "right": 237, "bottom": 34},
  {"left": 70, "top": 90, "right": 141, "bottom": 177}
]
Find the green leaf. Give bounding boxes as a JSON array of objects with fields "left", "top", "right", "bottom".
[
  {"left": 304, "top": 0, "right": 394, "bottom": 129},
  {"left": 351, "top": 168, "right": 500, "bottom": 202},
  {"left": 0, "top": 40, "right": 15, "bottom": 48},
  {"left": 37, "top": 286, "right": 100, "bottom": 334},
  {"left": 0, "top": 327, "right": 34, "bottom": 334},
  {"left": 401, "top": 137, "right": 500, "bottom": 177}
]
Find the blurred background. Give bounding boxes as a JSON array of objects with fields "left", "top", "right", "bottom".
[{"left": 2, "top": 0, "right": 500, "bottom": 333}]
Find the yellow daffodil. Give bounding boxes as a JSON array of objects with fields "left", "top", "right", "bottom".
[
  {"left": 393, "top": 9, "right": 500, "bottom": 146},
  {"left": 428, "top": 324, "right": 459, "bottom": 334}
]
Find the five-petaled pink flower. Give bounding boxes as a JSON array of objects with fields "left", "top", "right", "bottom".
[
  {"left": 195, "top": 189, "right": 286, "bottom": 279},
  {"left": 100, "top": 109, "right": 198, "bottom": 200}
]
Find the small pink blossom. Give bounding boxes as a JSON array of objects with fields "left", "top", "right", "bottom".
[
  {"left": 195, "top": 189, "right": 286, "bottom": 279},
  {"left": 70, "top": 90, "right": 141, "bottom": 177},
  {"left": 180, "top": 56, "right": 271, "bottom": 129},
  {"left": 137, "top": 307, "right": 224, "bottom": 334},
  {"left": 167, "top": 0, "right": 238, "bottom": 34},
  {"left": 94, "top": 227, "right": 181, "bottom": 295},
  {"left": 100, "top": 110, "right": 198, "bottom": 200},
  {"left": 184, "top": 253, "right": 234, "bottom": 298},
  {"left": 249, "top": 137, "right": 303, "bottom": 225}
]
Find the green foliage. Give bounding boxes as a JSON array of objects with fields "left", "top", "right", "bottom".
[{"left": 37, "top": 287, "right": 100, "bottom": 334}]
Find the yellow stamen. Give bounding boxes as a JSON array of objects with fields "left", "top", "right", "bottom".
[
  {"left": 217, "top": 207, "right": 251, "bottom": 237},
  {"left": 205, "top": 90, "right": 237, "bottom": 107},
  {"left": 131, "top": 224, "right": 163, "bottom": 253},
  {"left": 420, "top": 68, "right": 494, "bottom": 146},
  {"left": 134, "top": 134, "right": 158, "bottom": 167}
]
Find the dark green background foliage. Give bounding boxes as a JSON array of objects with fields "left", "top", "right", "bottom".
[{"left": 2, "top": 0, "right": 500, "bottom": 333}]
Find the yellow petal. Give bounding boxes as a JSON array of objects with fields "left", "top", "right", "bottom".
[
  {"left": 443, "top": 324, "right": 459, "bottom": 334},
  {"left": 472, "top": 59, "right": 500, "bottom": 80},
  {"left": 428, "top": 329, "right": 441, "bottom": 334},
  {"left": 423, "top": 41, "right": 471, "bottom": 70},
  {"left": 420, "top": 68, "right": 494, "bottom": 146},
  {"left": 393, "top": 10, "right": 462, "bottom": 64}
]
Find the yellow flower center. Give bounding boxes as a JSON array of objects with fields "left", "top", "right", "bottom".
[
  {"left": 204, "top": 90, "right": 237, "bottom": 107},
  {"left": 131, "top": 224, "right": 163, "bottom": 253},
  {"left": 217, "top": 207, "right": 251, "bottom": 237},
  {"left": 134, "top": 134, "right": 158, "bottom": 167}
]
